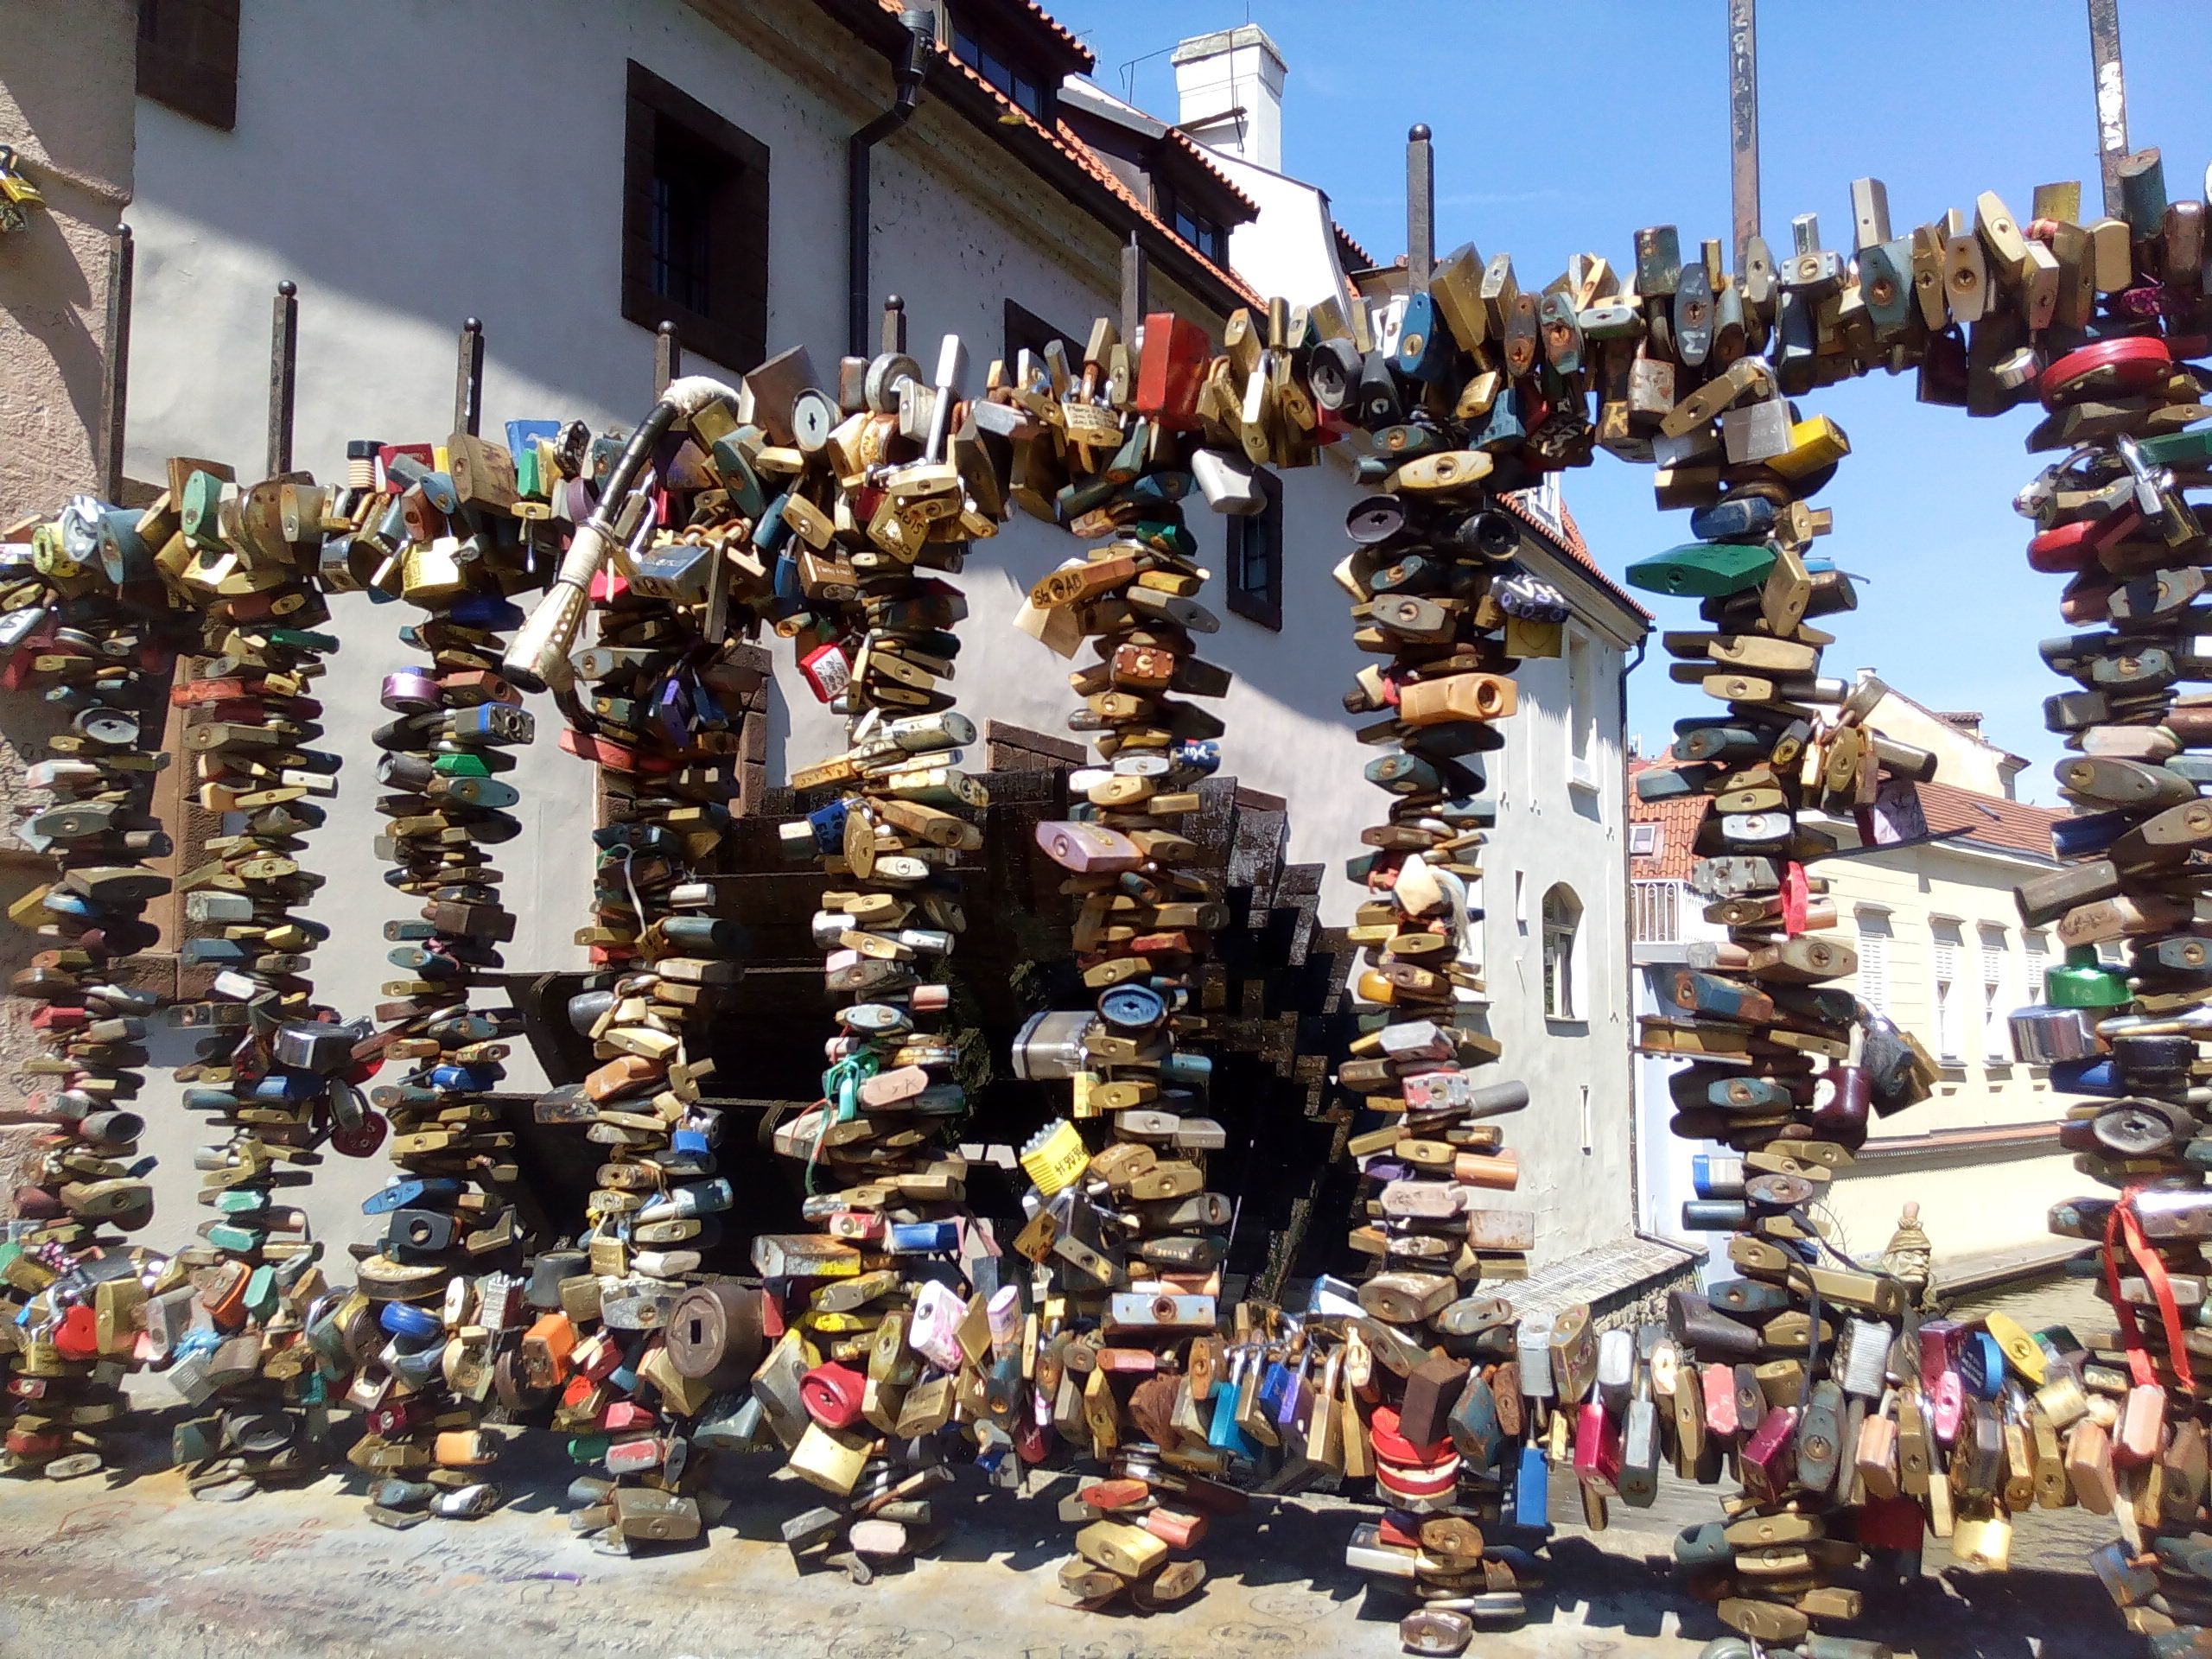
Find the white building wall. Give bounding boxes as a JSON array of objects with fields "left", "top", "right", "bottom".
[{"left": 107, "top": 0, "right": 1643, "bottom": 1266}]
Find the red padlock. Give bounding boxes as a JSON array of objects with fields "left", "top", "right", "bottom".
[
  {"left": 53, "top": 1302, "right": 99, "bottom": 1362},
  {"left": 800, "top": 1361, "right": 867, "bottom": 1430},
  {"left": 2039, "top": 335, "right": 2171, "bottom": 408},
  {"left": 1856, "top": 1491, "right": 1928, "bottom": 1551}
]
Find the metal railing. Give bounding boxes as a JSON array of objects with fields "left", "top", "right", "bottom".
[{"left": 1631, "top": 880, "right": 1680, "bottom": 944}]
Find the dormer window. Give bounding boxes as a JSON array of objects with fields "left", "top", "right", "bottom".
[
  {"left": 1158, "top": 185, "right": 1224, "bottom": 262},
  {"left": 951, "top": 21, "right": 1053, "bottom": 120}
]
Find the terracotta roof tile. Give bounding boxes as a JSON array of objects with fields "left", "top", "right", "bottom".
[
  {"left": 1333, "top": 220, "right": 1378, "bottom": 273},
  {"left": 1159, "top": 124, "right": 1259, "bottom": 216},
  {"left": 1914, "top": 779, "right": 2063, "bottom": 861},
  {"left": 1627, "top": 764, "right": 1707, "bottom": 884},
  {"left": 874, "top": 0, "right": 1260, "bottom": 307}
]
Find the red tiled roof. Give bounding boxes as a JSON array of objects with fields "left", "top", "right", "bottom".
[
  {"left": 1915, "top": 779, "right": 2063, "bottom": 861},
  {"left": 1627, "top": 779, "right": 1707, "bottom": 884},
  {"left": 1334, "top": 220, "right": 1378, "bottom": 273},
  {"left": 1624, "top": 766, "right": 2062, "bottom": 884},
  {"left": 1157, "top": 124, "right": 1259, "bottom": 217},
  {"left": 1007, "top": 0, "right": 1093, "bottom": 70},
  {"left": 869, "top": 0, "right": 1262, "bottom": 308}
]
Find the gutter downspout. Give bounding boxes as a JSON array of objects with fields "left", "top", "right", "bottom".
[
  {"left": 848, "top": 8, "right": 934, "bottom": 359},
  {"left": 1618, "top": 632, "right": 1694, "bottom": 1262}
]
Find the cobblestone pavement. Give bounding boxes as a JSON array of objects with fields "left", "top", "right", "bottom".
[{"left": 0, "top": 1369, "right": 2115, "bottom": 1659}]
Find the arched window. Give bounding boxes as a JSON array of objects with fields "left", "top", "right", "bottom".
[{"left": 1542, "top": 884, "right": 1581, "bottom": 1021}]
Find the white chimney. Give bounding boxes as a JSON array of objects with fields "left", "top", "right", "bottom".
[{"left": 1172, "top": 25, "right": 1286, "bottom": 172}]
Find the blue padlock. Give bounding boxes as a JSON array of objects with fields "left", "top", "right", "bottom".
[
  {"left": 379, "top": 1301, "right": 442, "bottom": 1341},
  {"left": 429, "top": 1063, "right": 500, "bottom": 1093},
  {"left": 888, "top": 1220, "right": 961, "bottom": 1254},
  {"left": 1688, "top": 495, "right": 1778, "bottom": 543},
  {"left": 451, "top": 591, "right": 525, "bottom": 632},
  {"left": 808, "top": 798, "right": 849, "bottom": 853},
  {"left": 1097, "top": 982, "right": 1166, "bottom": 1033},
  {"left": 2050, "top": 1057, "right": 2120, "bottom": 1096},
  {"left": 2051, "top": 810, "right": 2131, "bottom": 858},
  {"left": 504, "top": 417, "right": 562, "bottom": 457},
  {"left": 1395, "top": 292, "right": 1454, "bottom": 385},
  {"left": 362, "top": 1178, "right": 461, "bottom": 1216},
  {"left": 1512, "top": 1442, "right": 1551, "bottom": 1529}
]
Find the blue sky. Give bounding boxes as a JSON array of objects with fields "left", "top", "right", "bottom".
[{"left": 1047, "top": 0, "right": 2212, "bottom": 802}]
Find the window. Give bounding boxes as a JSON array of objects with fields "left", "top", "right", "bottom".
[
  {"left": 1226, "top": 469, "right": 1283, "bottom": 631},
  {"left": 1933, "top": 920, "right": 1964, "bottom": 1065},
  {"left": 622, "top": 62, "right": 769, "bottom": 374},
  {"left": 2024, "top": 929, "right": 2050, "bottom": 1003},
  {"left": 951, "top": 22, "right": 1052, "bottom": 119},
  {"left": 1629, "top": 822, "right": 1662, "bottom": 859},
  {"left": 138, "top": 0, "right": 238, "bottom": 130},
  {"left": 1002, "top": 299, "right": 1080, "bottom": 388},
  {"left": 1567, "top": 630, "right": 1597, "bottom": 788},
  {"left": 1855, "top": 910, "right": 1892, "bottom": 1016},
  {"left": 1541, "top": 885, "right": 1582, "bottom": 1022},
  {"left": 1980, "top": 924, "right": 2010, "bottom": 1063}
]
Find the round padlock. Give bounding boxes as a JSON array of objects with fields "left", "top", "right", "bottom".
[
  {"left": 1096, "top": 982, "right": 1166, "bottom": 1033},
  {"left": 1344, "top": 493, "right": 1406, "bottom": 545},
  {"left": 379, "top": 1300, "right": 442, "bottom": 1342},
  {"left": 2039, "top": 334, "right": 2171, "bottom": 409},
  {"left": 666, "top": 1282, "right": 764, "bottom": 1389},
  {"left": 800, "top": 1360, "right": 867, "bottom": 1430},
  {"left": 791, "top": 387, "right": 839, "bottom": 454},
  {"left": 329, "top": 1109, "right": 388, "bottom": 1158}
]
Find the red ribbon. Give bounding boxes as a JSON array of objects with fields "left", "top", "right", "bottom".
[{"left": 2104, "top": 1184, "right": 2196, "bottom": 1393}]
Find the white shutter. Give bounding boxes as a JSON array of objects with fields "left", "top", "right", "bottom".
[
  {"left": 1980, "top": 925, "right": 2009, "bottom": 1061},
  {"left": 2024, "top": 930, "right": 2050, "bottom": 1000},
  {"left": 1933, "top": 922, "right": 1963, "bottom": 1063},
  {"left": 1856, "top": 912, "right": 1891, "bottom": 1016}
]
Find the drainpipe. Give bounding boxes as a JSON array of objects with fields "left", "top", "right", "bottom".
[
  {"left": 1618, "top": 631, "right": 1690, "bottom": 1260},
  {"left": 848, "top": 8, "right": 935, "bottom": 359}
]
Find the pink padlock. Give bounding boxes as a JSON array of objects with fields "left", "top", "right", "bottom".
[
  {"left": 1573, "top": 1401, "right": 1621, "bottom": 1496},
  {"left": 1034, "top": 819, "right": 1143, "bottom": 874},
  {"left": 2115, "top": 1382, "right": 2166, "bottom": 1467},
  {"left": 1930, "top": 1368, "right": 1964, "bottom": 1445},
  {"left": 909, "top": 1278, "right": 966, "bottom": 1373}
]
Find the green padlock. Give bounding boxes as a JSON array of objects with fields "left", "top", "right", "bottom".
[
  {"left": 1625, "top": 540, "right": 1777, "bottom": 597},
  {"left": 2044, "top": 944, "right": 2130, "bottom": 1007}
]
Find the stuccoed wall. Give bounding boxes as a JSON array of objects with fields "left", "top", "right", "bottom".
[
  {"left": 96, "top": 0, "right": 1640, "bottom": 1268},
  {"left": 0, "top": 0, "right": 137, "bottom": 1198}
]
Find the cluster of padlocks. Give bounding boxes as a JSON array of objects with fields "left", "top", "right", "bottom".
[
  {"left": 6, "top": 136, "right": 2212, "bottom": 1657},
  {"left": 2005, "top": 156, "right": 2212, "bottom": 1656}
]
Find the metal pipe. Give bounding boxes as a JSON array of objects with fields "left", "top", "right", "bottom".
[
  {"left": 2088, "top": 0, "right": 2129, "bottom": 217},
  {"left": 848, "top": 9, "right": 935, "bottom": 359},
  {"left": 1727, "top": 0, "right": 1760, "bottom": 271},
  {"left": 267, "top": 281, "right": 297, "bottom": 478},
  {"left": 99, "top": 226, "right": 131, "bottom": 502}
]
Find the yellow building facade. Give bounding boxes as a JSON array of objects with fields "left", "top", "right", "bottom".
[{"left": 1816, "top": 783, "right": 2079, "bottom": 1282}]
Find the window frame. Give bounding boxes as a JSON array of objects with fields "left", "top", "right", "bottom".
[
  {"left": 620, "top": 60, "right": 770, "bottom": 375},
  {"left": 1979, "top": 923, "right": 2011, "bottom": 1065},
  {"left": 1565, "top": 628, "right": 1598, "bottom": 792},
  {"left": 137, "top": 0, "right": 239, "bottom": 131},
  {"left": 1541, "top": 884, "right": 1583, "bottom": 1024},
  {"left": 1226, "top": 467, "right": 1284, "bottom": 632},
  {"left": 1002, "top": 299, "right": 1081, "bottom": 385},
  {"left": 1931, "top": 918, "right": 1964, "bottom": 1066},
  {"left": 1855, "top": 907, "right": 1892, "bottom": 1018},
  {"left": 950, "top": 16, "right": 1055, "bottom": 122},
  {"left": 1628, "top": 821, "right": 1661, "bottom": 859}
]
